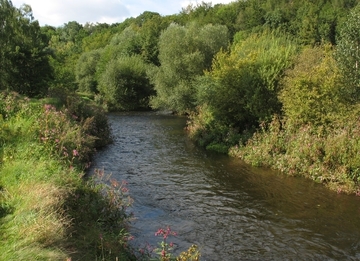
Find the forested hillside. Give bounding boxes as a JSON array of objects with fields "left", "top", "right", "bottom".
[{"left": 2, "top": 0, "right": 360, "bottom": 191}]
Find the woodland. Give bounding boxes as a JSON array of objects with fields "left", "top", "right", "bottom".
[
  {"left": 3, "top": 0, "right": 360, "bottom": 190},
  {"left": 1, "top": 0, "right": 360, "bottom": 259}
]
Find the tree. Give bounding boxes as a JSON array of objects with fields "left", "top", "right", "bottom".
[
  {"left": 336, "top": 4, "right": 360, "bottom": 103},
  {"left": 280, "top": 45, "right": 345, "bottom": 126},
  {"left": 197, "top": 31, "right": 297, "bottom": 128},
  {"left": 98, "top": 55, "right": 154, "bottom": 111},
  {"left": 95, "top": 26, "right": 142, "bottom": 82},
  {"left": 75, "top": 49, "right": 102, "bottom": 93},
  {"left": 137, "top": 13, "right": 170, "bottom": 65},
  {"left": 150, "top": 22, "right": 229, "bottom": 113},
  {"left": 0, "top": 0, "right": 53, "bottom": 96}
]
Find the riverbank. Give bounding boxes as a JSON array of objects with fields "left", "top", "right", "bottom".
[
  {"left": 0, "top": 91, "right": 134, "bottom": 260},
  {"left": 186, "top": 108, "right": 360, "bottom": 196},
  {"left": 187, "top": 111, "right": 360, "bottom": 195}
]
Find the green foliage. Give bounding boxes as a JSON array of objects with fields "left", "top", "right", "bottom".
[
  {"left": 0, "top": 0, "right": 53, "bottom": 96},
  {"left": 335, "top": 4, "right": 360, "bottom": 102},
  {"left": 236, "top": 0, "right": 266, "bottom": 31},
  {"left": 58, "top": 21, "right": 84, "bottom": 43},
  {"left": 137, "top": 13, "right": 170, "bottom": 65},
  {"left": 81, "top": 25, "right": 113, "bottom": 52},
  {"left": 187, "top": 104, "right": 246, "bottom": 153},
  {"left": 48, "top": 35, "right": 79, "bottom": 91},
  {"left": 198, "top": 31, "right": 296, "bottom": 128},
  {"left": 75, "top": 49, "right": 102, "bottom": 93},
  {"left": 98, "top": 55, "right": 154, "bottom": 111},
  {"left": 280, "top": 44, "right": 346, "bottom": 126},
  {"left": 150, "top": 22, "right": 229, "bottom": 113},
  {"left": 95, "top": 26, "right": 142, "bottom": 83},
  {"left": 230, "top": 112, "right": 360, "bottom": 194},
  {"left": 187, "top": 31, "right": 296, "bottom": 153},
  {"left": 0, "top": 92, "right": 133, "bottom": 260}
]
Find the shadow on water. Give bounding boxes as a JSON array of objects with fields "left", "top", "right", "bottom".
[{"left": 89, "top": 112, "right": 360, "bottom": 261}]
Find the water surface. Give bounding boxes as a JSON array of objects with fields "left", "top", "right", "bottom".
[{"left": 90, "top": 112, "right": 360, "bottom": 260}]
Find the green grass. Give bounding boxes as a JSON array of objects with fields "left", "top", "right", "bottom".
[{"left": 0, "top": 91, "right": 134, "bottom": 261}]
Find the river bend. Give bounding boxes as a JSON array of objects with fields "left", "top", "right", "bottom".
[{"left": 89, "top": 112, "right": 360, "bottom": 261}]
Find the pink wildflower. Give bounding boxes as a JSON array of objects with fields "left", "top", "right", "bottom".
[{"left": 44, "top": 104, "right": 52, "bottom": 111}]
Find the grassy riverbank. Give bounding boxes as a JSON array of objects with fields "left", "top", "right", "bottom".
[
  {"left": 0, "top": 91, "right": 134, "bottom": 260},
  {"left": 228, "top": 114, "right": 360, "bottom": 195}
]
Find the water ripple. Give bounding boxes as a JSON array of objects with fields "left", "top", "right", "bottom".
[{"left": 89, "top": 112, "right": 360, "bottom": 261}]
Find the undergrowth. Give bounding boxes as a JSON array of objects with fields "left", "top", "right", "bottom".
[
  {"left": 229, "top": 114, "right": 360, "bottom": 194},
  {"left": 0, "top": 91, "right": 134, "bottom": 260},
  {"left": 0, "top": 90, "right": 201, "bottom": 261}
]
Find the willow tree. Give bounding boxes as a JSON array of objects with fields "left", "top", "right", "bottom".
[
  {"left": 150, "top": 22, "right": 229, "bottom": 113},
  {"left": 75, "top": 49, "right": 102, "bottom": 93},
  {"left": 98, "top": 55, "right": 154, "bottom": 111}
]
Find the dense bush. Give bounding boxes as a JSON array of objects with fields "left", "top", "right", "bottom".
[
  {"left": 98, "top": 55, "right": 154, "bottom": 111},
  {"left": 0, "top": 1, "right": 53, "bottom": 97},
  {"left": 280, "top": 44, "right": 347, "bottom": 126},
  {"left": 335, "top": 4, "right": 360, "bottom": 103},
  {"left": 187, "top": 31, "right": 297, "bottom": 152},
  {"left": 75, "top": 49, "right": 102, "bottom": 93},
  {"left": 230, "top": 111, "right": 360, "bottom": 194}
]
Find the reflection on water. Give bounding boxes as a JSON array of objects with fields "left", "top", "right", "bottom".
[{"left": 89, "top": 112, "right": 360, "bottom": 260}]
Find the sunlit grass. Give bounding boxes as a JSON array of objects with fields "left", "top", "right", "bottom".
[{"left": 0, "top": 91, "right": 133, "bottom": 261}]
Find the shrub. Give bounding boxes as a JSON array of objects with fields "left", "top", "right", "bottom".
[
  {"left": 230, "top": 113, "right": 360, "bottom": 194},
  {"left": 98, "top": 55, "right": 154, "bottom": 111},
  {"left": 280, "top": 44, "right": 346, "bottom": 126}
]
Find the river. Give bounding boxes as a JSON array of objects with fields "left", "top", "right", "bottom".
[{"left": 89, "top": 111, "right": 360, "bottom": 260}]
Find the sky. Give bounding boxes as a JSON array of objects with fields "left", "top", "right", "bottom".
[{"left": 11, "top": 0, "right": 236, "bottom": 27}]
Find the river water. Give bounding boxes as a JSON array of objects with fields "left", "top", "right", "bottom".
[{"left": 89, "top": 112, "right": 360, "bottom": 260}]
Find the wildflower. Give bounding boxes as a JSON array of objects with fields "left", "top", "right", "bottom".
[
  {"left": 155, "top": 228, "right": 164, "bottom": 236},
  {"left": 44, "top": 104, "right": 52, "bottom": 111},
  {"left": 110, "top": 179, "right": 119, "bottom": 188},
  {"left": 72, "top": 149, "right": 79, "bottom": 157}
]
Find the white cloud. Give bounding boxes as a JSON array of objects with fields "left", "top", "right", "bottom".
[
  {"left": 181, "top": 0, "right": 234, "bottom": 8},
  {"left": 10, "top": 0, "right": 235, "bottom": 27}
]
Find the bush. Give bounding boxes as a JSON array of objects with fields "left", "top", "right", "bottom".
[
  {"left": 98, "top": 55, "right": 154, "bottom": 111},
  {"left": 230, "top": 112, "right": 360, "bottom": 194},
  {"left": 280, "top": 44, "right": 346, "bottom": 126}
]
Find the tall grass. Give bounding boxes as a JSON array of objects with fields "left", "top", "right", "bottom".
[
  {"left": 229, "top": 114, "right": 360, "bottom": 194},
  {"left": 0, "top": 91, "right": 134, "bottom": 260}
]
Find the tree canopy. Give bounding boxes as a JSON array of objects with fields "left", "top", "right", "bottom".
[{"left": 0, "top": 0, "right": 53, "bottom": 96}]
